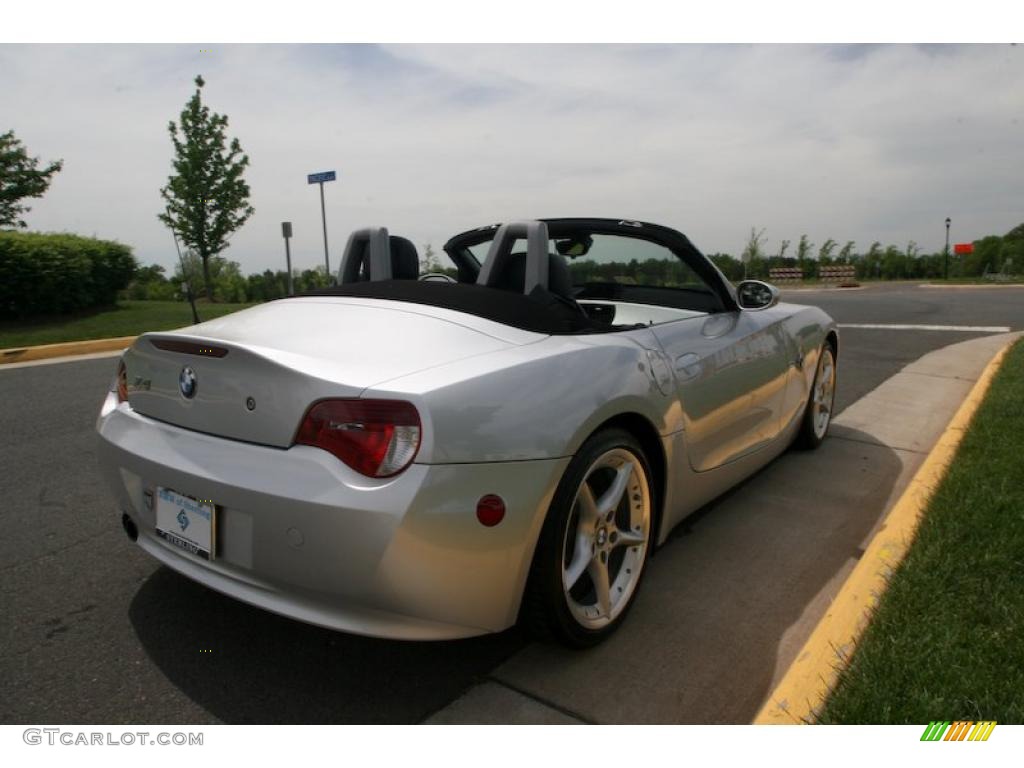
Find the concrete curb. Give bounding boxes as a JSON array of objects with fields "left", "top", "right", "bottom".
[
  {"left": 0, "top": 336, "right": 137, "bottom": 365},
  {"left": 753, "top": 335, "right": 1019, "bottom": 725}
]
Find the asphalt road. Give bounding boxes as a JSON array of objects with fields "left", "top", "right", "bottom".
[
  {"left": 784, "top": 282, "right": 1024, "bottom": 411},
  {"left": 2, "top": 283, "right": 1022, "bottom": 724}
]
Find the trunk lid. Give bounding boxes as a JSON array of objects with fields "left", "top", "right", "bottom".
[{"left": 124, "top": 297, "right": 536, "bottom": 447}]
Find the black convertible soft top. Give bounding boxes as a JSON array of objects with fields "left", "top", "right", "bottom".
[
  {"left": 296, "top": 279, "right": 618, "bottom": 335},
  {"left": 294, "top": 218, "right": 737, "bottom": 335}
]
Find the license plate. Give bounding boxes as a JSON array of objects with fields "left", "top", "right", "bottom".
[{"left": 155, "top": 487, "right": 216, "bottom": 560}]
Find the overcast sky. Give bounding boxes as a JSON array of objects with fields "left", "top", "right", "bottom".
[{"left": 3, "top": 44, "right": 1021, "bottom": 274}]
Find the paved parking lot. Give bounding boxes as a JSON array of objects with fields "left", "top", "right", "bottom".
[{"left": 2, "top": 283, "right": 1022, "bottom": 724}]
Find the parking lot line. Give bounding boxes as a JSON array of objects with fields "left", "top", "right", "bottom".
[{"left": 838, "top": 323, "right": 1011, "bottom": 333}]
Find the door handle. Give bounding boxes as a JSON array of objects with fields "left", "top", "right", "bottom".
[{"left": 674, "top": 353, "right": 702, "bottom": 381}]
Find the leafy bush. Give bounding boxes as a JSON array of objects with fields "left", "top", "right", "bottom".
[
  {"left": 170, "top": 253, "right": 333, "bottom": 303},
  {"left": 0, "top": 231, "right": 137, "bottom": 319}
]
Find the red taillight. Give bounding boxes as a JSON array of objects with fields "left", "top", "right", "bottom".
[
  {"left": 116, "top": 360, "right": 128, "bottom": 403},
  {"left": 295, "top": 399, "right": 421, "bottom": 478}
]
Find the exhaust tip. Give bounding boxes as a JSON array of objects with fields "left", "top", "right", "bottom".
[{"left": 121, "top": 513, "right": 138, "bottom": 542}]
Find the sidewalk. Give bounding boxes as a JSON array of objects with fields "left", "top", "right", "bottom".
[{"left": 425, "top": 332, "right": 1021, "bottom": 724}]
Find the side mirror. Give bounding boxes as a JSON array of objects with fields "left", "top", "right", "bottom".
[{"left": 736, "top": 280, "right": 780, "bottom": 310}]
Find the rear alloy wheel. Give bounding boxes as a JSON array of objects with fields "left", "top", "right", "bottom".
[
  {"left": 525, "top": 429, "right": 653, "bottom": 647},
  {"left": 795, "top": 342, "right": 836, "bottom": 449}
]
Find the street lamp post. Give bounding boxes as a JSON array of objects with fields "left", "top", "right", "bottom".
[{"left": 944, "top": 217, "right": 951, "bottom": 280}]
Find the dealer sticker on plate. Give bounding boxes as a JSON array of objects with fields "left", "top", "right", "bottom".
[{"left": 155, "top": 487, "right": 216, "bottom": 560}]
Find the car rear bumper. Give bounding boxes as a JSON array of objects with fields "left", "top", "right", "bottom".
[{"left": 96, "top": 392, "right": 570, "bottom": 639}]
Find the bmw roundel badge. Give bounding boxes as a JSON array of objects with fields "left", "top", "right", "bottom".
[{"left": 179, "top": 366, "right": 198, "bottom": 399}]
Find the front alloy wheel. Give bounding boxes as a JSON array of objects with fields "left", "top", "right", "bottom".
[
  {"left": 795, "top": 341, "right": 837, "bottom": 449},
  {"left": 811, "top": 345, "right": 836, "bottom": 440}
]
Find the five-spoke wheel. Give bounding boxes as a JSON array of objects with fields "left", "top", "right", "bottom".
[
  {"left": 525, "top": 428, "right": 653, "bottom": 647},
  {"left": 796, "top": 340, "right": 837, "bottom": 449}
]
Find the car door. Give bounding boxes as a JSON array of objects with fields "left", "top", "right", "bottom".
[{"left": 652, "top": 306, "right": 792, "bottom": 472}]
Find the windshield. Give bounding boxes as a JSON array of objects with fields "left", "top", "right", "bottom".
[
  {"left": 470, "top": 232, "right": 717, "bottom": 308},
  {"left": 469, "top": 234, "right": 704, "bottom": 287}
]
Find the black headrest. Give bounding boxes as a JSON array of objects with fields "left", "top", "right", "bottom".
[
  {"left": 492, "top": 251, "right": 528, "bottom": 293},
  {"left": 547, "top": 253, "right": 573, "bottom": 300},
  {"left": 389, "top": 236, "right": 419, "bottom": 280},
  {"left": 347, "top": 246, "right": 371, "bottom": 282},
  {"left": 492, "top": 252, "right": 574, "bottom": 301}
]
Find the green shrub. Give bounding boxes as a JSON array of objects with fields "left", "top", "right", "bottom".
[{"left": 0, "top": 231, "right": 137, "bottom": 319}]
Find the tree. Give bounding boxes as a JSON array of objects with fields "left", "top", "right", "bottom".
[
  {"left": 0, "top": 130, "right": 63, "bottom": 229},
  {"left": 776, "top": 239, "right": 790, "bottom": 259},
  {"left": 135, "top": 264, "right": 167, "bottom": 283},
  {"left": 796, "top": 234, "right": 814, "bottom": 266},
  {"left": 158, "top": 75, "right": 254, "bottom": 301},
  {"left": 126, "top": 264, "right": 176, "bottom": 301},
  {"left": 817, "top": 238, "right": 837, "bottom": 262},
  {"left": 708, "top": 253, "right": 743, "bottom": 281},
  {"left": 1001, "top": 222, "right": 1024, "bottom": 274},
  {"left": 741, "top": 227, "right": 766, "bottom": 262},
  {"left": 172, "top": 251, "right": 247, "bottom": 302},
  {"left": 838, "top": 241, "right": 856, "bottom": 262},
  {"left": 420, "top": 243, "right": 441, "bottom": 273}
]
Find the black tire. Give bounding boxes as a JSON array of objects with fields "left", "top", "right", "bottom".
[
  {"left": 794, "top": 340, "right": 837, "bottom": 450},
  {"left": 523, "top": 428, "right": 654, "bottom": 648}
]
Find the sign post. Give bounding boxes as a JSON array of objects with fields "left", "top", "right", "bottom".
[
  {"left": 307, "top": 170, "right": 337, "bottom": 281},
  {"left": 281, "top": 221, "right": 294, "bottom": 295},
  {"left": 944, "top": 217, "right": 951, "bottom": 280}
]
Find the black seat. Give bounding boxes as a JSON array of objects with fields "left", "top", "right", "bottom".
[
  {"left": 389, "top": 236, "right": 419, "bottom": 280},
  {"left": 491, "top": 252, "right": 576, "bottom": 303}
]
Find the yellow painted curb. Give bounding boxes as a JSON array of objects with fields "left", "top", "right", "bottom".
[
  {"left": 754, "top": 338, "right": 1017, "bottom": 725},
  {"left": 0, "top": 336, "right": 137, "bottom": 365}
]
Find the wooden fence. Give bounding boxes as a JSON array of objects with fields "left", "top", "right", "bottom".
[
  {"left": 768, "top": 267, "right": 803, "bottom": 285},
  {"left": 818, "top": 265, "right": 858, "bottom": 286}
]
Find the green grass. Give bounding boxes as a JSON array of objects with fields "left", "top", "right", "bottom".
[
  {"left": 819, "top": 338, "right": 1024, "bottom": 724},
  {"left": 0, "top": 300, "right": 257, "bottom": 348}
]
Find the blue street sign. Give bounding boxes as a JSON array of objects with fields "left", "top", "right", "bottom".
[{"left": 307, "top": 170, "right": 337, "bottom": 184}]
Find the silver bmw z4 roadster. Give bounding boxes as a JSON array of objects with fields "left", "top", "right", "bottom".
[{"left": 96, "top": 218, "right": 837, "bottom": 647}]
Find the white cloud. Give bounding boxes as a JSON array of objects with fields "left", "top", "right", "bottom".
[{"left": 3, "top": 43, "right": 1021, "bottom": 275}]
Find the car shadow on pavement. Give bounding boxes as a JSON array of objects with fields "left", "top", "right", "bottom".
[
  {"left": 128, "top": 569, "right": 527, "bottom": 723},
  {"left": 129, "top": 426, "right": 906, "bottom": 725},
  {"left": 485, "top": 426, "right": 908, "bottom": 723}
]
